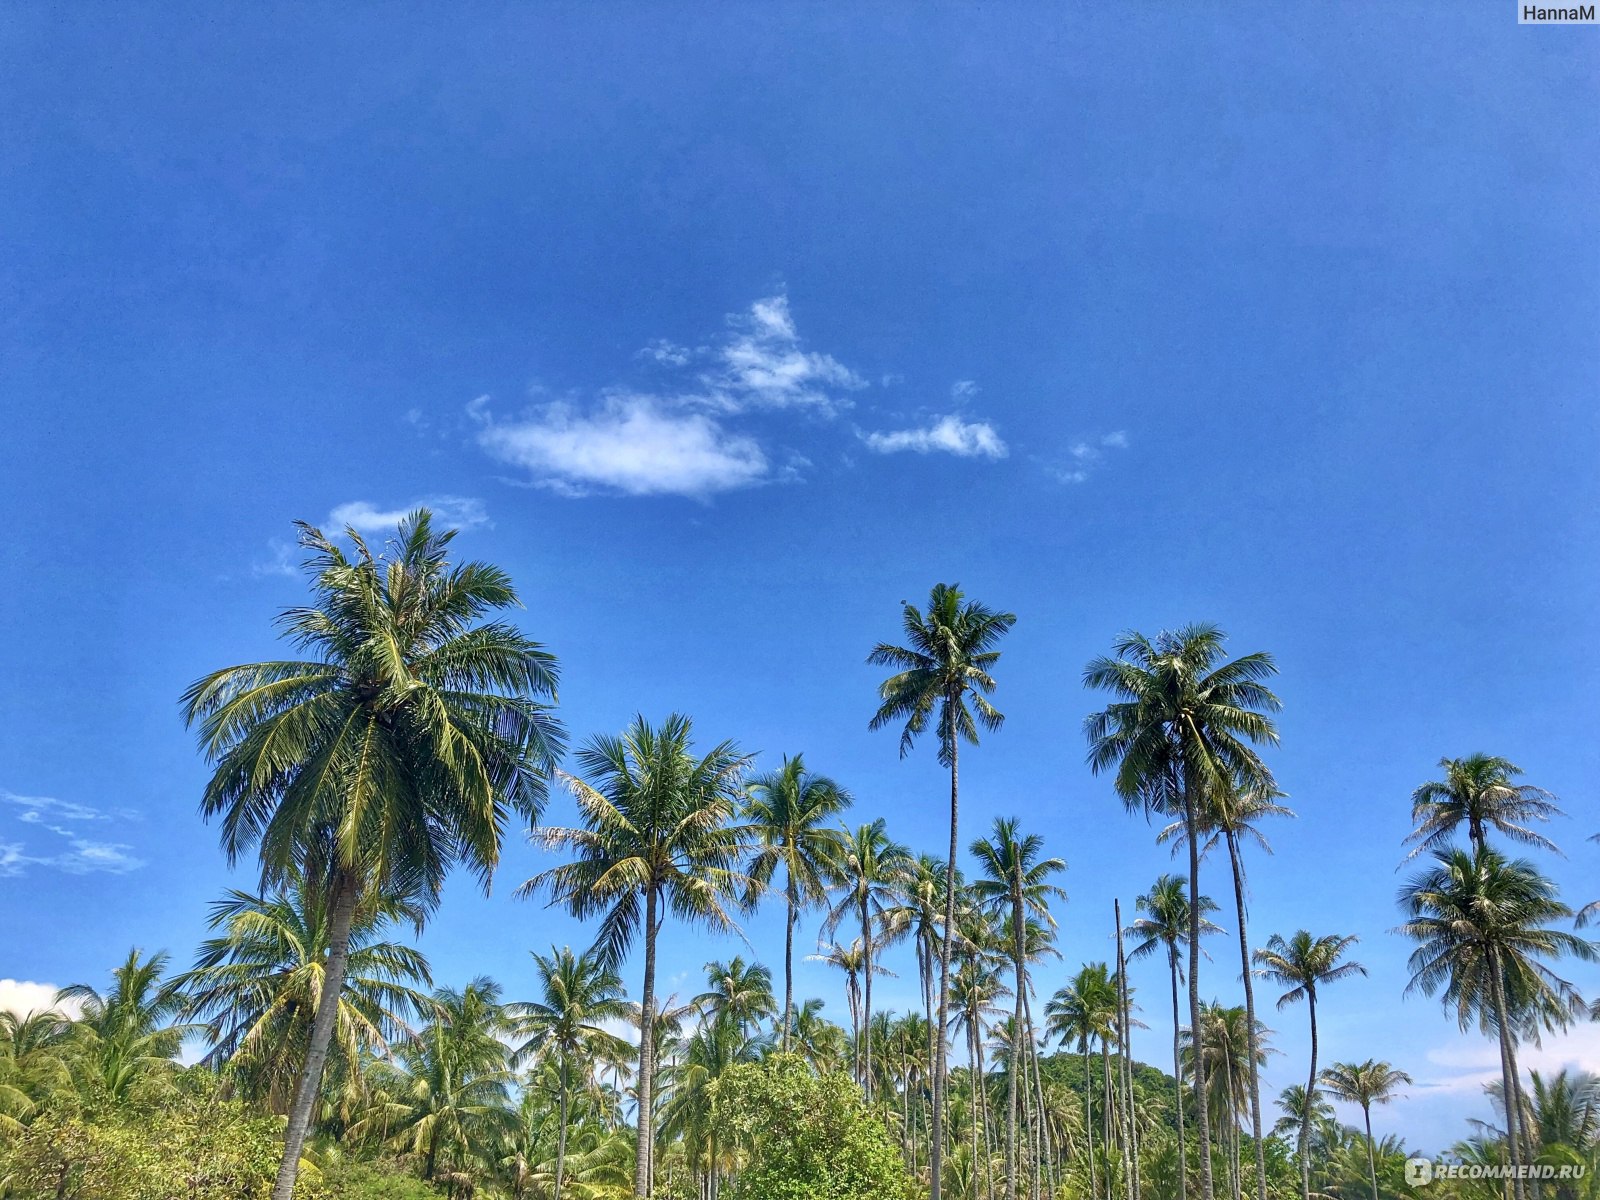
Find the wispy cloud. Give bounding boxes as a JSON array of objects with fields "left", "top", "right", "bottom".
[
  {"left": 861, "top": 414, "right": 1008, "bottom": 460},
  {"left": 705, "top": 295, "right": 865, "bottom": 414},
  {"left": 478, "top": 395, "right": 769, "bottom": 498},
  {"left": 0, "top": 789, "right": 145, "bottom": 877},
  {"left": 1050, "top": 430, "right": 1130, "bottom": 484},
  {"left": 250, "top": 538, "right": 297, "bottom": 579},
  {"left": 327, "top": 496, "right": 490, "bottom": 533}
]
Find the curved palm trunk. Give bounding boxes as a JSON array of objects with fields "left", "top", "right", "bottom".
[
  {"left": 635, "top": 886, "right": 659, "bottom": 1198},
  {"left": 1185, "top": 790, "right": 1217, "bottom": 1200},
  {"left": 1489, "top": 950, "right": 1528, "bottom": 1200},
  {"left": 556, "top": 1059, "right": 571, "bottom": 1200},
  {"left": 1225, "top": 832, "right": 1269, "bottom": 1200},
  {"left": 271, "top": 871, "right": 359, "bottom": 1200},
  {"left": 782, "top": 877, "right": 796, "bottom": 1053},
  {"left": 1007, "top": 892, "right": 1025, "bottom": 1200},
  {"left": 932, "top": 736, "right": 961, "bottom": 1200},
  {"left": 1299, "top": 990, "right": 1318, "bottom": 1200},
  {"left": 1361, "top": 1104, "right": 1378, "bottom": 1200},
  {"left": 1170, "top": 946, "right": 1189, "bottom": 1200},
  {"left": 863, "top": 892, "right": 876, "bottom": 1098}
]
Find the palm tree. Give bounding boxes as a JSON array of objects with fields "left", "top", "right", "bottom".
[
  {"left": 1047, "top": 964, "right": 1120, "bottom": 1200},
  {"left": 970, "top": 817, "right": 1066, "bottom": 1200},
  {"left": 952, "top": 955, "right": 1008, "bottom": 1200},
  {"left": 181, "top": 510, "right": 564, "bottom": 1200},
  {"left": 1163, "top": 778, "right": 1294, "bottom": 1200},
  {"left": 1406, "top": 755, "right": 1563, "bottom": 858},
  {"left": 1396, "top": 846, "right": 1595, "bottom": 1200},
  {"left": 178, "top": 878, "right": 432, "bottom": 1113},
  {"left": 1085, "top": 624, "right": 1280, "bottom": 1200},
  {"left": 1254, "top": 931, "right": 1367, "bottom": 1200},
  {"left": 1128, "top": 873, "right": 1221, "bottom": 1200},
  {"left": 522, "top": 713, "right": 751, "bottom": 1198},
  {"left": 1183, "top": 1003, "right": 1269, "bottom": 1200},
  {"left": 742, "top": 755, "right": 850, "bottom": 1051},
  {"left": 1321, "top": 1060, "right": 1413, "bottom": 1200},
  {"left": 57, "top": 949, "right": 189, "bottom": 1104},
  {"left": 694, "top": 957, "right": 777, "bottom": 1038},
  {"left": 871, "top": 582, "right": 1016, "bottom": 1200},
  {"left": 353, "top": 977, "right": 517, "bottom": 1181},
  {"left": 788, "top": 999, "right": 849, "bottom": 1074},
  {"left": 0, "top": 1010, "right": 74, "bottom": 1132},
  {"left": 886, "top": 853, "right": 957, "bottom": 1126},
  {"left": 659, "top": 1018, "right": 761, "bottom": 1200},
  {"left": 511, "top": 946, "right": 635, "bottom": 1200},
  {"left": 821, "top": 818, "right": 913, "bottom": 1097},
  {"left": 1273, "top": 1084, "right": 1336, "bottom": 1148}
]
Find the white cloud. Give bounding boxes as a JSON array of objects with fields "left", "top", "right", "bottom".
[
  {"left": 327, "top": 496, "right": 490, "bottom": 533},
  {"left": 250, "top": 538, "right": 296, "bottom": 579},
  {"left": 0, "top": 980, "right": 78, "bottom": 1020},
  {"left": 478, "top": 395, "right": 770, "bottom": 498},
  {"left": 640, "top": 339, "right": 692, "bottom": 368},
  {"left": 0, "top": 789, "right": 145, "bottom": 876},
  {"left": 861, "top": 414, "right": 1008, "bottom": 460},
  {"left": 1049, "top": 430, "right": 1130, "bottom": 484},
  {"left": 1409, "top": 1023, "right": 1600, "bottom": 1098},
  {"left": 705, "top": 295, "right": 865, "bottom": 414}
]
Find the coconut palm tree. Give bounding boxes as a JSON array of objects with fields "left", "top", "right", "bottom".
[
  {"left": 969, "top": 817, "right": 1066, "bottom": 1200},
  {"left": 1128, "top": 873, "right": 1222, "bottom": 1200},
  {"left": 1047, "top": 964, "right": 1120, "bottom": 1200},
  {"left": 1406, "top": 755, "right": 1563, "bottom": 858},
  {"left": 522, "top": 713, "right": 750, "bottom": 1198},
  {"left": 788, "top": 999, "right": 849, "bottom": 1074},
  {"left": 871, "top": 582, "right": 1016, "bottom": 1200},
  {"left": 659, "top": 1017, "right": 761, "bottom": 1200},
  {"left": 742, "top": 755, "right": 850, "bottom": 1051},
  {"left": 952, "top": 955, "right": 1009, "bottom": 1200},
  {"left": 510, "top": 946, "right": 635, "bottom": 1200},
  {"left": 1183, "top": 1003, "right": 1270, "bottom": 1200},
  {"left": 821, "top": 818, "right": 913, "bottom": 1097},
  {"left": 1163, "top": 777, "right": 1294, "bottom": 1200},
  {"left": 694, "top": 957, "right": 777, "bottom": 1038},
  {"left": 1396, "top": 847, "right": 1595, "bottom": 1200},
  {"left": 181, "top": 510, "right": 564, "bottom": 1200},
  {"left": 178, "top": 878, "right": 432, "bottom": 1113},
  {"left": 352, "top": 977, "right": 517, "bottom": 1182},
  {"left": 1085, "top": 624, "right": 1280, "bottom": 1200},
  {"left": 1254, "top": 931, "right": 1367, "bottom": 1200},
  {"left": 0, "top": 1010, "right": 75, "bottom": 1132},
  {"left": 57, "top": 949, "right": 190, "bottom": 1104},
  {"left": 886, "top": 853, "right": 958, "bottom": 1125},
  {"left": 1320, "top": 1060, "right": 1413, "bottom": 1200}
]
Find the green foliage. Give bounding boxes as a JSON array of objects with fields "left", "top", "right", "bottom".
[
  {"left": 0, "top": 1077, "right": 305, "bottom": 1200},
  {"left": 713, "top": 1054, "right": 912, "bottom": 1200},
  {"left": 316, "top": 1160, "right": 447, "bottom": 1200}
]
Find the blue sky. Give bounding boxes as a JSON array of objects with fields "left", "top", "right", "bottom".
[{"left": 2, "top": 3, "right": 1597, "bottom": 1153}]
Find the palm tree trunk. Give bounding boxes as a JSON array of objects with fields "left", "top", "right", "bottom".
[
  {"left": 1083, "top": 1037, "right": 1097, "bottom": 1200},
  {"left": 1185, "top": 789, "right": 1216, "bottom": 1200},
  {"left": 1007, "top": 895, "right": 1025, "bottom": 1200},
  {"left": 635, "top": 886, "right": 659, "bottom": 1199},
  {"left": 556, "top": 1058, "right": 571, "bottom": 1200},
  {"left": 970, "top": 1021, "right": 983, "bottom": 1200},
  {"left": 978, "top": 1033, "right": 997, "bottom": 1200},
  {"left": 270, "top": 870, "right": 359, "bottom": 1200},
  {"left": 863, "top": 893, "right": 875, "bottom": 1098},
  {"left": 782, "top": 878, "right": 796, "bottom": 1054},
  {"left": 1171, "top": 947, "right": 1189, "bottom": 1200},
  {"left": 1362, "top": 1104, "right": 1378, "bottom": 1200},
  {"left": 932, "top": 735, "right": 961, "bottom": 1200},
  {"left": 1488, "top": 950, "right": 1528, "bottom": 1200},
  {"left": 1022, "top": 990, "right": 1054, "bottom": 1200},
  {"left": 1116, "top": 901, "right": 1140, "bottom": 1200},
  {"left": 1226, "top": 832, "right": 1269, "bottom": 1200},
  {"left": 1300, "top": 991, "right": 1318, "bottom": 1200}
]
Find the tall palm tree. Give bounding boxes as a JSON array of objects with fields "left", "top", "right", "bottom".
[
  {"left": 952, "top": 955, "right": 1008, "bottom": 1200},
  {"left": 1183, "top": 1003, "right": 1269, "bottom": 1200},
  {"left": 1396, "top": 847, "right": 1595, "bottom": 1200},
  {"left": 511, "top": 946, "right": 635, "bottom": 1200},
  {"left": 886, "top": 853, "right": 957, "bottom": 1125},
  {"left": 1320, "top": 1060, "right": 1413, "bottom": 1200},
  {"left": 659, "top": 1018, "right": 761, "bottom": 1200},
  {"left": 353, "top": 977, "right": 517, "bottom": 1182},
  {"left": 742, "top": 755, "right": 851, "bottom": 1051},
  {"left": 871, "top": 582, "right": 1016, "bottom": 1200},
  {"left": 1128, "top": 873, "right": 1221, "bottom": 1200},
  {"left": 522, "top": 713, "right": 751, "bottom": 1198},
  {"left": 1254, "top": 931, "right": 1367, "bottom": 1200},
  {"left": 694, "top": 957, "right": 777, "bottom": 1038},
  {"left": 970, "top": 817, "right": 1066, "bottom": 1200},
  {"left": 1085, "top": 624, "right": 1280, "bottom": 1200},
  {"left": 1046, "top": 964, "right": 1120, "bottom": 1200},
  {"left": 1406, "top": 755, "right": 1563, "bottom": 858},
  {"left": 821, "top": 818, "right": 913, "bottom": 1098},
  {"left": 788, "top": 998, "right": 849, "bottom": 1074},
  {"left": 57, "top": 949, "right": 189, "bottom": 1104},
  {"left": 181, "top": 511, "right": 564, "bottom": 1200},
  {"left": 1163, "top": 778, "right": 1294, "bottom": 1200},
  {"left": 178, "top": 879, "right": 432, "bottom": 1113}
]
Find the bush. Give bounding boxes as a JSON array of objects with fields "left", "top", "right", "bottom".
[
  {"left": 0, "top": 1083, "right": 309, "bottom": 1200},
  {"left": 713, "top": 1054, "right": 913, "bottom": 1200}
]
